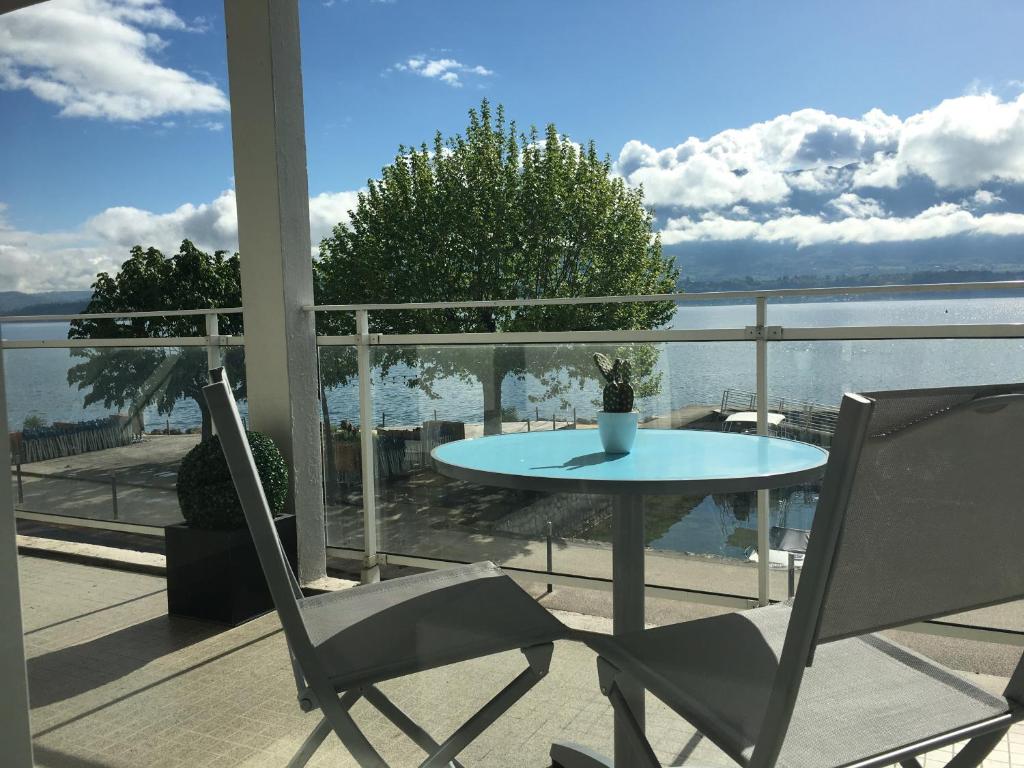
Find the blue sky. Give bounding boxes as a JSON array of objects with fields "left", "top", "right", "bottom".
[{"left": 2, "top": 0, "right": 1024, "bottom": 290}]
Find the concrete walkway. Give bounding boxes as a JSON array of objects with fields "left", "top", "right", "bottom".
[{"left": 20, "top": 556, "right": 1024, "bottom": 767}]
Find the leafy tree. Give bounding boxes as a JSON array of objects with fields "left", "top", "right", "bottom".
[
  {"left": 316, "top": 100, "right": 679, "bottom": 434},
  {"left": 67, "top": 241, "right": 244, "bottom": 440}
]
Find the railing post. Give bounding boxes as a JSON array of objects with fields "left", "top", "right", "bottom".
[
  {"left": 0, "top": 327, "right": 35, "bottom": 768},
  {"left": 546, "top": 521, "right": 554, "bottom": 595},
  {"left": 15, "top": 456, "right": 23, "bottom": 505},
  {"left": 756, "top": 296, "right": 771, "bottom": 606},
  {"left": 356, "top": 310, "right": 380, "bottom": 584},
  {"left": 110, "top": 472, "right": 119, "bottom": 520},
  {"left": 205, "top": 313, "right": 221, "bottom": 436}
]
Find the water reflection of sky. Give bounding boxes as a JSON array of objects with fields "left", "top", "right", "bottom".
[{"left": 649, "top": 486, "right": 818, "bottom": 558}]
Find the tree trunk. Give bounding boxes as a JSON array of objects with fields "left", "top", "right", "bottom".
[{"left": 482, "top": 368, "right": 504, "bottom": 436}]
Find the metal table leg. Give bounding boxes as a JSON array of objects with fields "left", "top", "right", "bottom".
[
  {"left": 551, "top": 494, "right": 646, "bottom": 768},
  {"left": 612, "top": 494, "right": 646, "bottom": 764}
]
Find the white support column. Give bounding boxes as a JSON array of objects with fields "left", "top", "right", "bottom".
[
  {"left": 756, "top": 297, "right": 771, "bottom": 606},
  {"left": 0, "top": 334, "right": 35, "bottom": 767},
  {"left": 224, "top": 0, "right": 326, "bottom": 582}
]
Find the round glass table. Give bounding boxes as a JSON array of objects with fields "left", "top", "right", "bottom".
[{"left": 432, "top": 428, "right": 828, "bottom": 766}]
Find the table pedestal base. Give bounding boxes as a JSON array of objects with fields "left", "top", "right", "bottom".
[
  {"left": 549, "top": 741, "right": 614, "bottom": 768},
  {"left": 551, "top": 496, "right": 651, "bottom": 768}
]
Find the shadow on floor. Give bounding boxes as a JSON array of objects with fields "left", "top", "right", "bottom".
[
  {"left": 32, "top": 745, "right": 116, "bottom": 768},
  {"left": 28, "top": 614, "right": 219, "bottom": 707}
]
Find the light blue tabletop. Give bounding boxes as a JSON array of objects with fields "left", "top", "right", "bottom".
[{"left": 432, "top": 429, "right": 828, "bottom": 495}]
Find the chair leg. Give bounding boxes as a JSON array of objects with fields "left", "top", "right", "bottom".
[
  {"left": 287, "top": 717, "right": 333, "bottom": 768},
  {"left": 321, "top": 689, "right": 390, "bottom": 768},
  {"left": 602, "top": 673, "right": 661, "bottom": 768},
  {"left": 549, "top": 741, "right": 615, "bottom": 767},
  {"left": 363, "top": 685, "right": 465, "bottom": 768},
  {"left": 418, "top": 643, "right": 555, "bottom": 768},
  {"left": 940, "top": 728, "right": 1008, "bottom": 768}
]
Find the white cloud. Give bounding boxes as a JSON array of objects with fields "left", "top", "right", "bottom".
[
  {"left": 0, "top": 204, "right": 118, "bottom": 292},
  {"left": 0, "top": 188, "right": 362, "bottom": 292},
  {"left": 0, "top": 0, "right": 228, "bottom": 121},
  {"left": 827, "top": 193, "right": 887, "bottom": 219},
  {"left": 309, "top": 190, "right": 361, "bottom": 243},
  {"left": 971, "top": 189, "right": 1004, "bottom": 207},
  {"left": 661, "top": 203, "right": 1024, "bottom": 248},
  {"left": 614, "top": 92, "right": 1024, "bottom": 246},
  {"left": 879, "top": 92, "right": 1024, "bottom": 188},
  {"left": 389, "top": 56, "right": 493, "bottom": 88},
  {"left": 615, "top": 107, "right": 901, "bottom": 209}
]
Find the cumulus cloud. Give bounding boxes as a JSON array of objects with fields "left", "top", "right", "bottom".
[
  {"left": 661, "top": 203, "right": 1024, "bottom": 248},
  {"left": 0, "top": 0, "right": 228, "bottom": 121},
  {"left": 389, "top": 57, "right": 493, "bottom": 88},
  {"left": 615, "top": 92, "right": 1024, "bottom": 249},
  {"left": 0, "top": 204, "right": 120, "bottom": 292},
  {"left": 0, "top": 189, "right": 362, "bottom": 292},
  {"left": 826, "top": 193, "right": 887, "bottom": 219},
  {"left": 615, "top": 107, "right": 901, "bottom": 209},
  {"left": 883, "top": 93, "right": 1024, "bottom": 188},
  {"left": 970, "top": 189, "right": 1004, "bottom": 207}
]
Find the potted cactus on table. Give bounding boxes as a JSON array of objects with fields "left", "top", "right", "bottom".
[{"left": 594, "top": 353, "right": 639, "bottom": 454}]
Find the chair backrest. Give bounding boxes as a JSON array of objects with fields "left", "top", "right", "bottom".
[
  {"left": 202, "top": 370, "right": 323, "bottom": 694},
  {"left": 814, "top": 384, "right": 1024, "bottom": 643},
  {"left": 752, "top": 384, "right": 1024, "bottom": 767}
]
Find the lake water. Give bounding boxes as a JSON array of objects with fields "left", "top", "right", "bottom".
[
  {"left": 4, "top": 294, "right": 1024, "bottom": 434},
  {"left": 4, "top": 294, "right": 1024, "bottom": 559}
]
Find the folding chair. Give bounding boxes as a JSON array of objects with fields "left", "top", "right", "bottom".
[
  {"left": 202, "top": 369, "right": 568, "bottom": 767},
  {"left": 576, "top": 384, "right": 1024, "bottom": 767}
]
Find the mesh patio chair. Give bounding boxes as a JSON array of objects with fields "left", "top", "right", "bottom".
[
  {"left": 570, "top": 384, "right": 1024, "bottom": 768},
  {"left": 202, "top": 369, "right": 568, "bottom": 768}
]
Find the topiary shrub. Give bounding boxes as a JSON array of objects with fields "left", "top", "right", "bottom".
[{"left": 177, "top": 432, "right": 289, "bottom": 530}]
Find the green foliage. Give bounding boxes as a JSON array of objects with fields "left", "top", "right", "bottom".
[
  {"left": 334, "top": 420, "right": 360, "bottom": 442},
  {"left": 316, "top": 100, "right": 679, "bottom": 433},
  {"left": 67, "top": 241, "right": 245, "bottom": 439},
  {"left": 594, "top": 353, "right": 634, "bottom": 412},
  {"left": 22, "top": 414, "right": 47, "bottom": 430},
  {"left": 177, "top": 431, "right": 288, "bottom": 530}
]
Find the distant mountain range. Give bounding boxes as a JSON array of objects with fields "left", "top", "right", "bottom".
[
  {"left": 664, "top": 234, "right": 1024, "bottom": 284},
  {"left": 0, "top": 291, "right": 92, "bottom": 316},
  {"left": 0, "top": 259, "right": 1019, "bottom": 321}
]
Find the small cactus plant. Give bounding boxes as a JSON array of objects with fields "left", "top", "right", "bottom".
[{"left": 594, "top": 353, "right": 635, "bottom": 413}]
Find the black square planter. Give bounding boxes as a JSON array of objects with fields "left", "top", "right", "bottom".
[{"left": 166, "top": 514, "right": 297, "bottom": 626}]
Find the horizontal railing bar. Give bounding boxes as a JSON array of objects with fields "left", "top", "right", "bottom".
[
  {"left": 371, "top": 328, "right": 749, "bottom": 345},
  {"left": 327, "top": 546, "right": 757, "bottom": 610},
  {"left": 7, "top": 324, "right": 1023, "bottom": 349},
  {"left": 326, "top": 547, "right": 1024, "bottom": 645},
  {"left": 15, "top": 469, "right": 176, "bottom": 493},
  {"left": 2, "top": 337, "right": 213, "bottom": 349},
  {"left": 780, "top": 323, "right": 1024, "bottom": 341},
  {"left": 316, "top": 335, "right": 359, "bottom": 346},
  {"left": 14, "top": 510, "right": 166, "bottom": 537},
  {"left": 903, "top": 619, "right": 1024, "bottom": 647},
  {"left": 304, "top": 280, "right": 1024, "bottom": 313},
  {"left": 0, "top": 306, "right": 244, "bottom": 323},
  {"left": 313, "top": 324, "right": 1024, "bottom": 347}
]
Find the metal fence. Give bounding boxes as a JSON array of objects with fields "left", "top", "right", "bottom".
[{"left": 4, "top": 281, "right": 1024, "bottom": 645}]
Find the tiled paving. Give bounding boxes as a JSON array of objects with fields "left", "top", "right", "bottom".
[{"left": 19, "top": 556, "right": 1024, "bottom": 767}]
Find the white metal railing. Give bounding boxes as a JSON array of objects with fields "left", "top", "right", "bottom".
[
  {"left": 5, "top": 286, "right": 1024, "bottom": 643},
  {"left": 308, "top": 279, "right": 1024, "bottom": 632}
]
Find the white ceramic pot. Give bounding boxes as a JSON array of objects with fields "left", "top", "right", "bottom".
[{"left": 597, "top": 411, "right": 639, "bottom": 454}]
